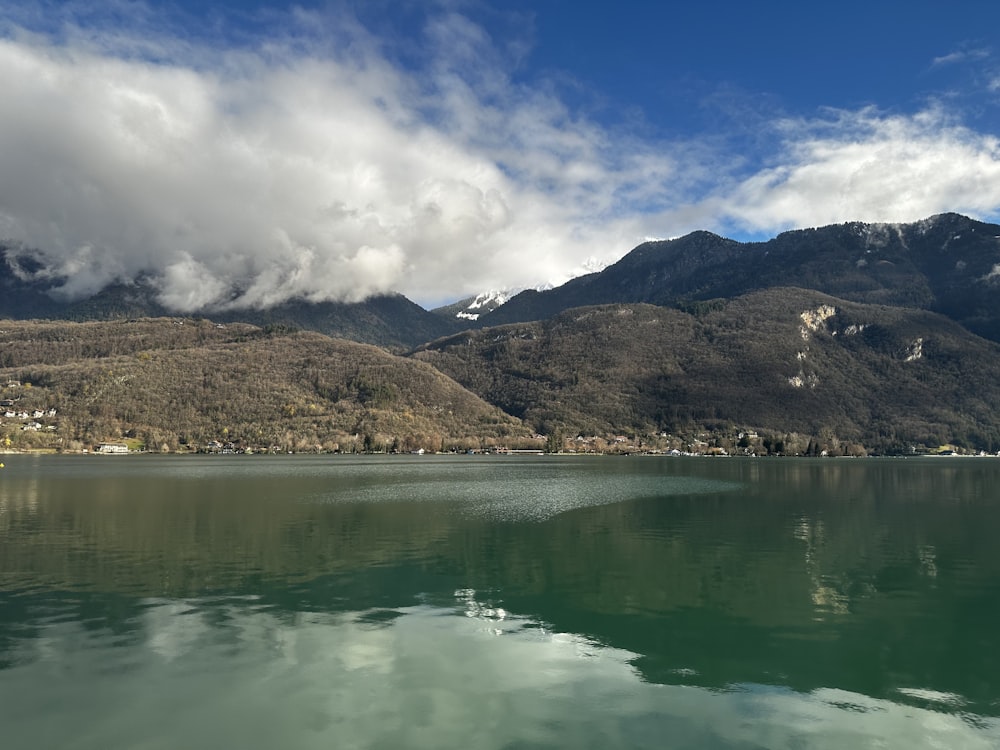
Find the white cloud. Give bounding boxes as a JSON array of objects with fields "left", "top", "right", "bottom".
[
  {"left": 933, "top": 52, "right": 967, "bottom": 67},
  {"left": 931, "top": 48, "right": 990, "bottom": 68},
  {"left": 0, "top": 6, "right": 664, "bottom": 309},
  {"left": 712, "top": 107, "right": 1000, "bottom": 234},
  {"left": 0, "top": 5, "right": 999, "bottom": 310}
]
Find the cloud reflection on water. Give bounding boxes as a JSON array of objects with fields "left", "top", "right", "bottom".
[{"left": 1, "top": 590, "right": 997, "bottom": 750}]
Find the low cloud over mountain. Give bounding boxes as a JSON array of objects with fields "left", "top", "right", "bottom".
[{"left": 1, "top": 3, "right": 1000, "bottom": 311}]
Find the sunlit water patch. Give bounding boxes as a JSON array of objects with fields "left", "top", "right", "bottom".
[{"left": 309, "top": 460, "right": 742, "bottom": 521}]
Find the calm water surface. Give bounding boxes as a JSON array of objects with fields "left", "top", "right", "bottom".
[{"left": 1, "top": 454, "right": 999, "bottom": 749}]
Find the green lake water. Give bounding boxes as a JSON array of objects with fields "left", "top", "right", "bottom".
[{"left": 1, "top": 454, "right": 998, "bottom": 749}]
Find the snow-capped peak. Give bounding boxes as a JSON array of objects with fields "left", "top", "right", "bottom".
[
  {"left": 453, "top": 289, "right": 516, "bottom": 321},
  {"left": 444, "top": 259, "right": 611, "bottom": 321},
  {"left": 467, "top": 290, "right": 514, "bottom": 310}
]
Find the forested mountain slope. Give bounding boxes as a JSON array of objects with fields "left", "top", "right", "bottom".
[
  {"left": 414, "top": 287, "right": 1000, "bottom": 454},
  {"left": 0, "top": 318, "right": 526, "bottom": 452}
]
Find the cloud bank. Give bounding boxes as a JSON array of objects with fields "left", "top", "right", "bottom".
[
  {"left": 717, "top": 107, "right": 1000, "bottom": 232},
  {"left": 1, "top": 4, "right": 999, "bottom": 309}
]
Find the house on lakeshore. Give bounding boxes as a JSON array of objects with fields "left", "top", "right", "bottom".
[{"left": 97, "top": 443, "right": 129, "bottom": 454}]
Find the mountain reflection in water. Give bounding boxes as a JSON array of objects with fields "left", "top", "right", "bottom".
[{"left": 1, "top": 454, "right": 999, "bottom": 749}]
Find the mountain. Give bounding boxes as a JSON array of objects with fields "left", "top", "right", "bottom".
[
  {"left": 413, "top": 287, "right": 1000, "bottom": 454},
  {"left": 477, "top": 214, "right": 1000, "bottom": 343},
  {"left": 5, "top": 213, "right": 1000, "bottom": 454},
  {"left": 431, "top": 290, "right": 517, "bottom": 322},
  {"left": 8, "top": 213, "right": 998, "bottom": 349},
  {"left": 431, "top": 257, "right": 613, "bottom": 323},
  {"left": 0, "top": 318, "right": 528, "bottom": 452},
  {"left": 0, "top": 252, "right": 462, "bottom": 350},
  {"left": 205, "top": 294, "right": 463, "bottom": 350}
]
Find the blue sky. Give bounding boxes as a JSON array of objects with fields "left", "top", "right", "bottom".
[{"left": 1, "top": 0, "right": 999, "bottom": 308}]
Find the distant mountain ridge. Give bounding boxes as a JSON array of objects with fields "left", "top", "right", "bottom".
[
  {"left": 476, "top": 213, "right": 1000, "bottom": 343},
  {"left": 5, "top": 213, "right": 999, "bottom": 347}
]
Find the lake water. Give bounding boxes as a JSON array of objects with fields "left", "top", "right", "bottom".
[{"left": 1, "top": 454, "right": 999, "bottom": 749}]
